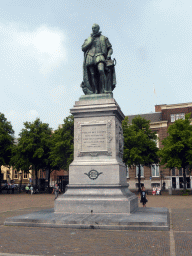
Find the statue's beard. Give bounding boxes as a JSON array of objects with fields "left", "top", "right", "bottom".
[{"left": 91, "top": 31, "right": 102, "bottom": 37}]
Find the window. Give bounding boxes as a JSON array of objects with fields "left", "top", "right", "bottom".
[
  {"left": 153, "top": 134, "right": 159, "bottom": 148},
  {"left": 186, "top": 167, "right": 190, "bottom": 176},
  {"left": 170, "top": 113, "right": 185, "bottom": 122},
  {"left": 155, "top": 134, "right": 159, "bottom": 148},
  {"left": 176, "top": 113, "right": 185, "bottom": 120},
  {"left": 136, "top": 165, "right": 144, "bottom": 177},
  {"left": 126, "top": 166, "right": 129, "bottom": 178},
  {"left": 23, "top": 172, "right": 28, "bottom": 179},
  {"left": 6, "top": 170, "right": 10, "bottom": 179},
  {"left": 172, "top": 168, "right": 176, "bottom": 176},
  {"left": 179, "top": 168, "right": 183, "bottom": 176},
  {"left": 14, "top": 170, "right": 18, "bottom": 179},
  {"left": 136, "top": 183, "right": 144, "bottom": 188},
  {"left": 171, "top": 114, "right": 175, "bottom": 122},
  {"left": 151, "top": 164, "right": 160, "bottom": 177}
]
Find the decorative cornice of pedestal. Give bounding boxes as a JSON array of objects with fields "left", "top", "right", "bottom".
[
  {"left": 70, "top": 94, "right": 125, "bottom": 122},
  {"left": 79, "top": 93, "right": 113, "bottom": 101}
]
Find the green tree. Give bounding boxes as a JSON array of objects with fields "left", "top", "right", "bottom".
[
  {"left": 122, "top": 115, "right": 159, "bottom": 192},
  {"left": 13, "top": 118, "right": 52, "bottom": 188},
  {"left": 158, "top": 113, "right": 192, "bottom": 191},
  {"left": 10, "top": 143, "right": 31, "bottom": 192},
  {"left": 49, "top": 115, "right": 74, "bottom": 172},
  {"left": 0, "top": 113, "right": 14, "bottom": 192}
]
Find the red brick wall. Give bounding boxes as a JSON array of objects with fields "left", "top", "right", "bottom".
[
  {"left": 50, "top": 169, "right": 68, "bottom": 181},
  {"left": 158, "top": 127, "right": 168, "bottom": 149},
  {"left": 150, "top": 127, "right": 169, "bottom": 177},
  {"left": 129, "top": 167, "right": 136, "bottom": 179},
  {"left": 162, "top": 107, "right": 192, "bottom": 123}
]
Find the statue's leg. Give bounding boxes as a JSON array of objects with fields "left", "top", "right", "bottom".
[
  {"left": 89, "top": 66, "right": 98, "bottom": 94},
  {"left": 98, "top": 63, "right": 106, "bottom": 93}
]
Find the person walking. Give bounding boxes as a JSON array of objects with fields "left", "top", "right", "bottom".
[
  {"left": 140, "top": 186, "right": 148, "bottom": 207},
  {"left": 54, "top": 183, "right": 60, "bottom": 200},
  {"left": 30, "top": 185, "right": 33, "bottom": 195}
]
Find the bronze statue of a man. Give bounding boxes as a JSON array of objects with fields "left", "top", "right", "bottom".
[{"left": 81, "top": 24, "right": 116, "bottom": 95}]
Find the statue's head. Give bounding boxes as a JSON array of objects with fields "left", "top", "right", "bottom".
[{"left": 92, "top": 24, "right": 100, "bottom": 34}]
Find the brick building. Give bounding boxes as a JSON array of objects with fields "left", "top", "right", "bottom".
[
  {"left": 126, "top": 102, "right": 192, "bottom": 191},
  {"left": 1, "top": 166, "right": 68, "bottom": 191}
]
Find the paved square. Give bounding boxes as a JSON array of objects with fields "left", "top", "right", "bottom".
[{"left": 0, "top": 193, "right": 191, "bottom": 255}]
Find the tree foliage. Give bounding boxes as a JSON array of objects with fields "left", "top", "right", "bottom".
[
  {"left": 10, "top": 115, "right": 74, "bottom": 190},
  {"left": 11, "top": 118, "right": 52, "bottom": 186},
  {"left": 122, "top": 115, "right": 159, "bottom": 191},
  {"left": 0, "top": 113, "right": 14, "bottom": 191},
  {"left": 158, "top": 113, "right": 192, "bottom": 190},
  {"left": 49, "top": 115, "right": 74, "bottom": 171}
]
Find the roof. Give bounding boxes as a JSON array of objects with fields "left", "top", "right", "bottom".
[{"left": 126, "top": 112, "right": 162, "bottom": 124}]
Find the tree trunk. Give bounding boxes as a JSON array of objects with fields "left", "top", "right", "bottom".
[
  {"left": 47, "top": 167, "right": 51, "bottom": 193},
  {"left": 35, "top": 167, "right": 38, "bottom": 189},
  {"left": 138, "top": 164, "right": 141, "bottom": 193},
  {"left": 183, "top": 166, "right": 187, "bottom": 191},
  {"left": 0, "top": 169, "right": 2, "bottom": 194}
]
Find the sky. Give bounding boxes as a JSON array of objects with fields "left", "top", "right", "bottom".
[{"left": 1, "top": 0, "right": 192, "bottom": 137}]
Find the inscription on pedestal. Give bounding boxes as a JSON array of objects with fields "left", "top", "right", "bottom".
[
  {"left": 81, "top": 124, "right": 107, "bottom": 152},
  {"left": 77, "top": 120, "right": 112, "bottom": 157}
]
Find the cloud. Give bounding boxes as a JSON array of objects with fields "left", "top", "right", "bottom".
[
  {"left": 27, "top": 110, "right": 39, "bottom": 118},
  {"left": 49, "top": 85, "right": 67, "bottom": 104},
  {"left": 5, "top": 109, "right": 39, "bottom": 122},
  {"left": 5, "top": 109, "right": 39, "bottom": 135},
  {"left": 0, "top": 23, "right": 67, "bottom": 74}
]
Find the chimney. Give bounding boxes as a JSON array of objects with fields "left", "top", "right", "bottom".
[{"left": 155, "top": 105, "right": 162, "bottom": 112}]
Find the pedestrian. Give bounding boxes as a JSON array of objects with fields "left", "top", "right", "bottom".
[
  {"left": 152, "top": 187, "right": 156, "bottom": 195},
  {"left": 25, "top": 185, "right": 29, "bottom": 194},
  {"left": 11, "top": 183, "right": 15, "bottom": 194},
  {"left": 7, "top": 183, "right": 11, "bottom": 194},
  {"left": 54, "top": 183, "right": 60, "bottom": 200},
  {"left": 156, "top": 186, "right": 161, "bottom": 195},
  {"left": 30, "top": 185, "right": 33, "bottom": 195},
  {"left": 140, "top": 186, "right": 148, "bottom": 207}
]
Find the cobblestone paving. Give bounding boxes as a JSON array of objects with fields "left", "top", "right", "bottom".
[
  {"left": 174, "top": 233, "right": 192, "bottom": 256},
  {"left": 0, "top": 194, "right": 191, "bottom": 256},
  {"left": 0, "top": 227, "right": 170, "bottom": 256},
  {"left": 0, "top": 194, "right": 54, "bottom": 213},
  {"left": 171, "top": 209, "right": 192, "bottom": 231}
]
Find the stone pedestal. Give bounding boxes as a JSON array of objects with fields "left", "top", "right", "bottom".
[{"left": 55, "top": 94, "right": 138, "bottom": 214}]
